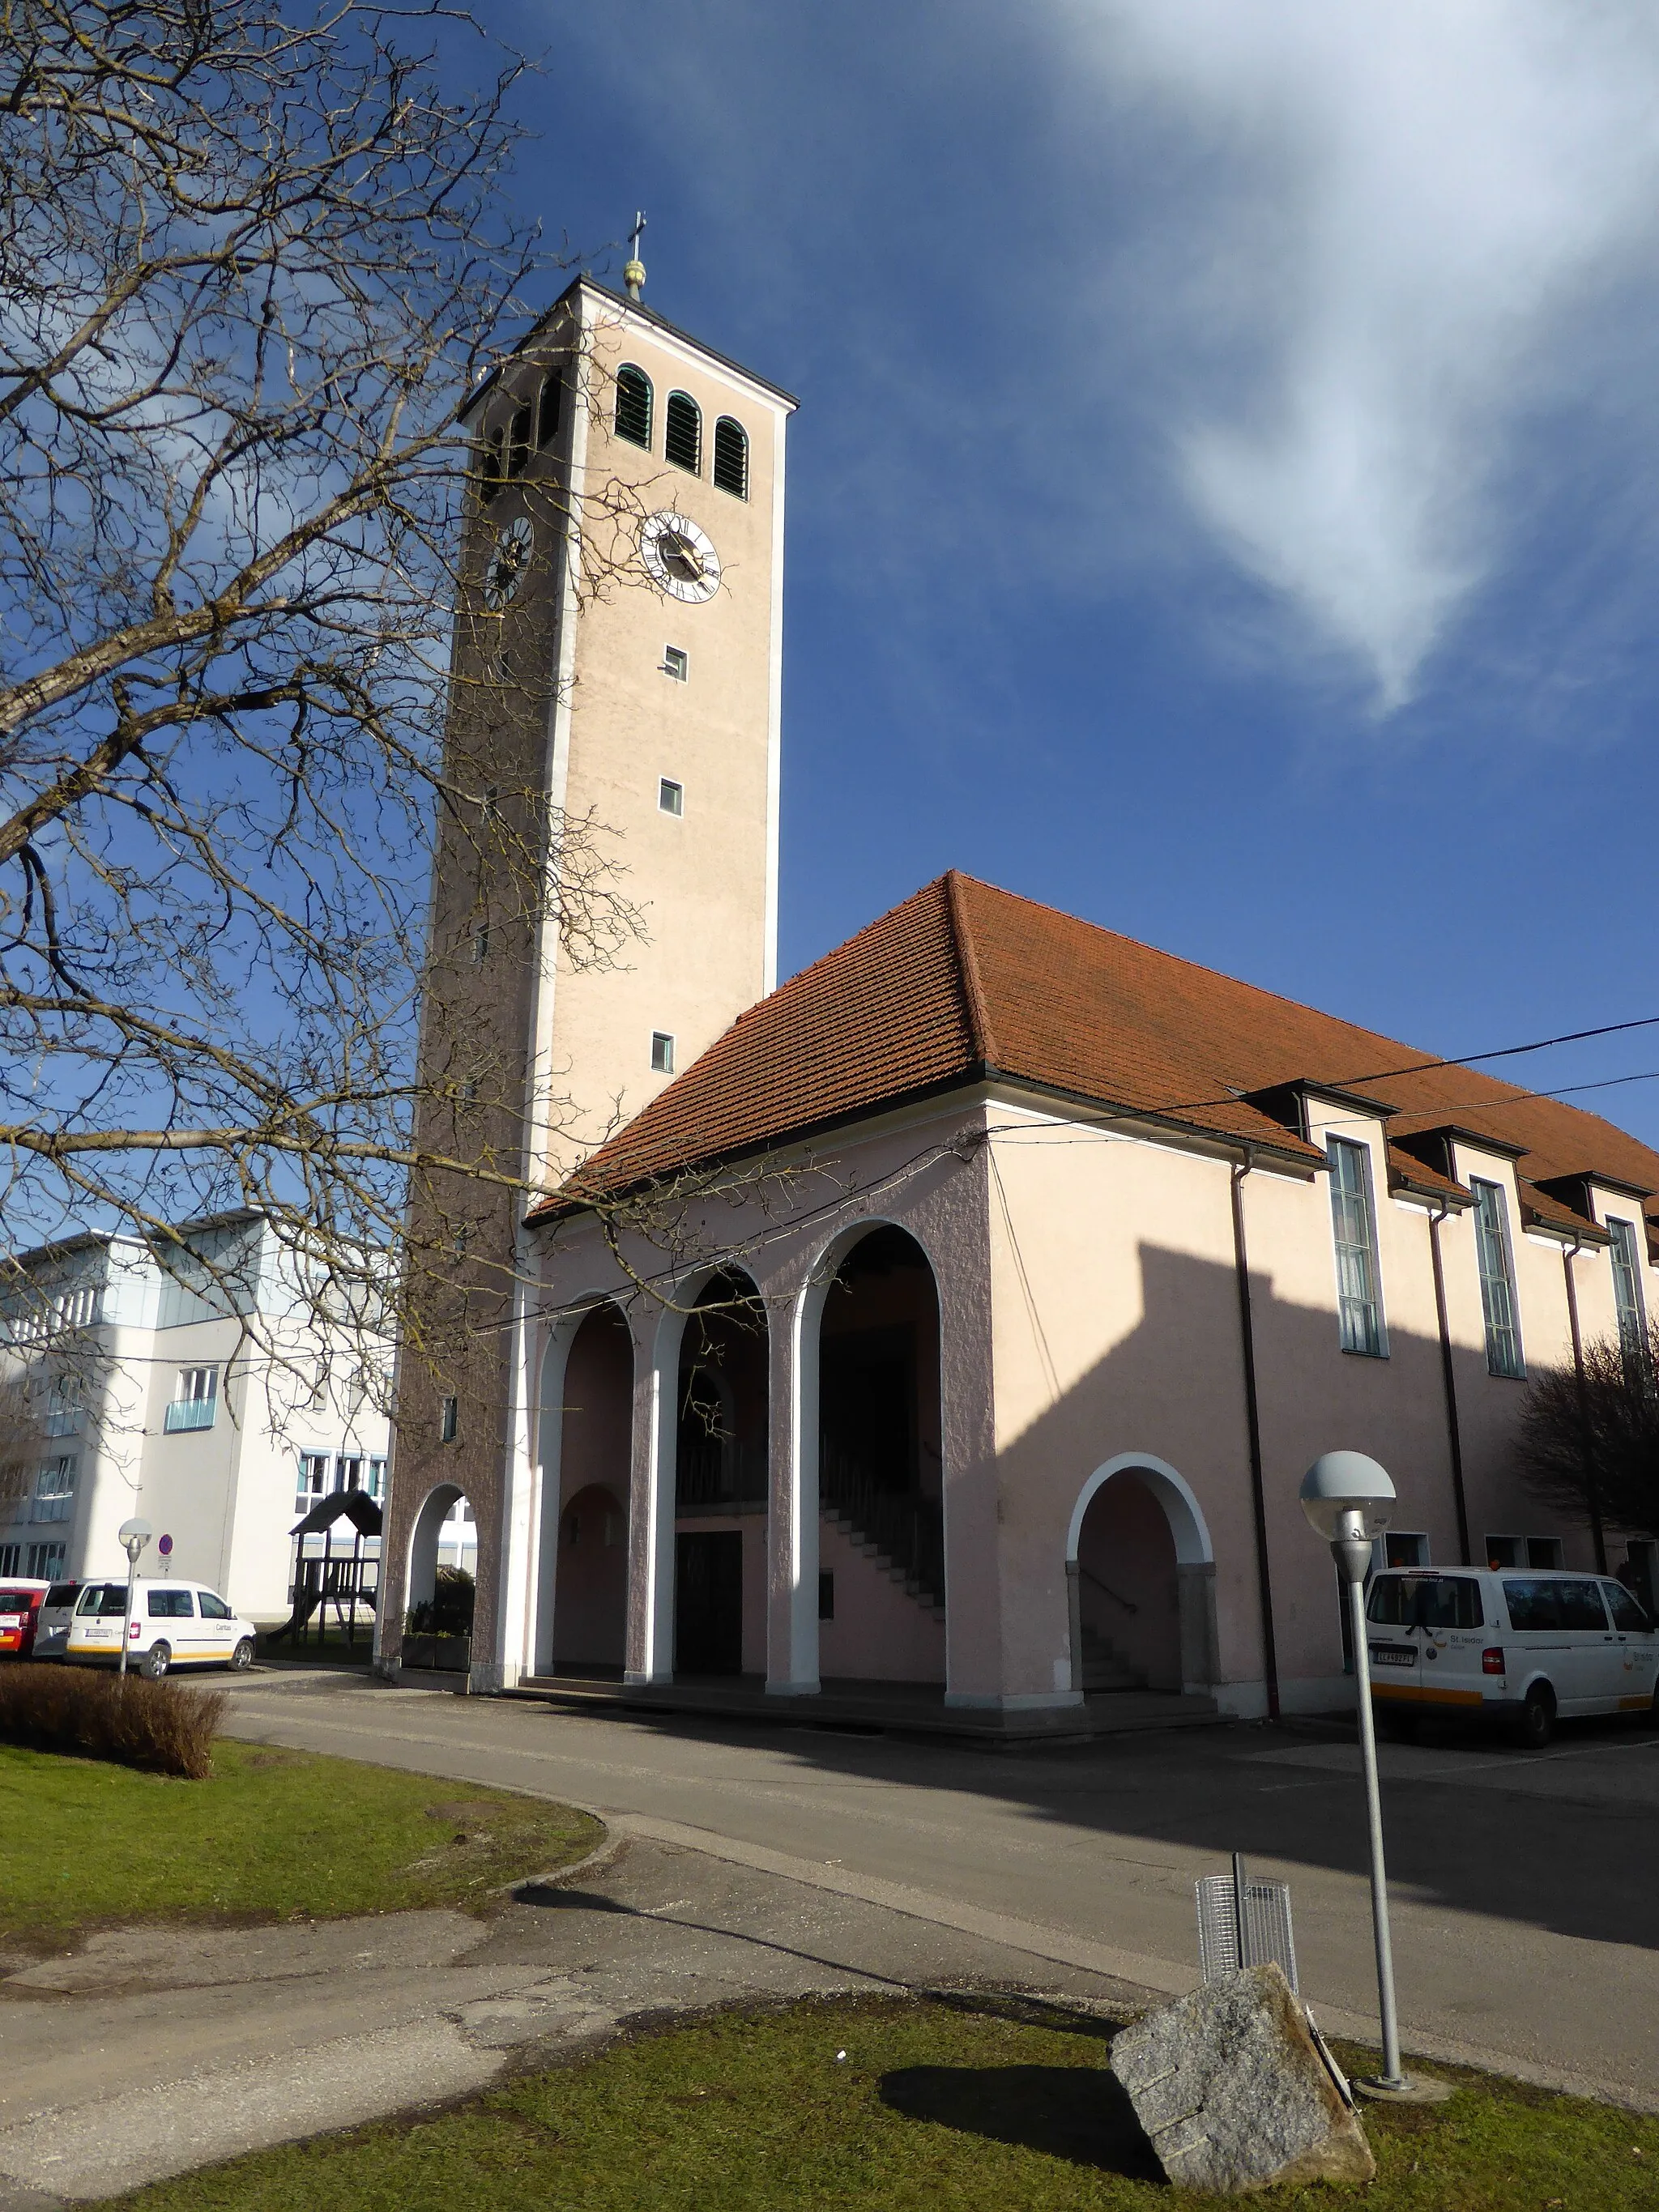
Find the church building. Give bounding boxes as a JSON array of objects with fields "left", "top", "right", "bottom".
[{"left": 378, "top": 271, "right": 1659, "bottom": 1728}]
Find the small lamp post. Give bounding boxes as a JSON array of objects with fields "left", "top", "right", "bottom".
[
  {"left": 116, "top": 1517, "right": 151, "bottom": 1678},
  {"left": 1299, "top": 1452, "right": 1443, "bottom": 2101}
]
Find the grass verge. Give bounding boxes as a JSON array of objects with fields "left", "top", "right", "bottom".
[
  {"left": 89, "top": 1991, "right": 1659, "bottom": 2211},
  {"left": 0, "top": 1738, "right": 601, "bottom": 1942}
]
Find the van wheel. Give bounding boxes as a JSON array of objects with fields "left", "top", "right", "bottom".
[
  {"left": 1513, "top": 1683, "right": 1555, "bottom": 1750},
  {"left": 139, "top": 1642, "right": 171, "bottom": 1681},
  {"left": 231, "top": 1638, "right": 255, "bottom": 1672}
]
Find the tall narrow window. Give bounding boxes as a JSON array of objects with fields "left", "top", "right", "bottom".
[
  {"left": 1328, "top": 1137, "right": 1385, "bottom": 1356},
  {"left": 505, "top": 400, "right": 533, "bottom": 479},
  {"left": 1610, "top": 1217, "right": 1648, "bottom": 1361},
  {"left": 664, "top": 390, "right": 702, "bottom": 473},
  {"left": 440, "top": 1395, "right": 458, "bottom": 1444},
  {"left": 536, "top": 367, "right": 563, "bottom": 448},
  {"left": 478, "top": 426, "right": 504, "bottom": 505},
  {"left": 713, "top": 415, "right": 748, "bottom": 497},
  {"left": 1472, "top": 1179, "right": 1525, "bottom": 1378},
  {"left": 32, "top": 1459, "right": 75, "bottom": 1524},
  {"left": 614, "top": 363, "right": 652, "bottom": 448}
]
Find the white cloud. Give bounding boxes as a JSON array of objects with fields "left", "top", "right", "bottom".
[{"left": 1081, "top": 1, "right": 1659, "bottom": 707}]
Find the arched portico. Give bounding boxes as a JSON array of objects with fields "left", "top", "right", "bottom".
[
  {"left": 1066, "top": 1454, "right": 1218, "bottom": 1696},
  {"left": 781, "top": 1217, "right": 947, "bottom": 1695},
  {"left": 533, "top": 1301, "right": 633, "bottom": 1677}
]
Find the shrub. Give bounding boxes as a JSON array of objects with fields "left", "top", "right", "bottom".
[
  {"left": 406, "top": 1564, "right": 475, "bottom": 1638},
  {"left": 0, "top": 1664, "right": 225, "bottom": 1779}
]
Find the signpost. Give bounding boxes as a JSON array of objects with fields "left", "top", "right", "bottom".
[{"left": 116, "top": 1518, "right": 151, "bottom": 1678}]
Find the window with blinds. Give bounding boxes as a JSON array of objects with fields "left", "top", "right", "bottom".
[
  {"left": 1328, "top": 1136, "right": 1385, "bottom": 1356},
  {"left": 1472, "top": 1179, "right": 1525, "bottom": 1379},
  {"left": 614, "top": 364, "right": 652, "bottom": 449},
  {"left": 713, "top": 415, "right": 748, "bottom": 497},
  {"left": 664, "top": 390, "right": 702, "bottom": 473}
]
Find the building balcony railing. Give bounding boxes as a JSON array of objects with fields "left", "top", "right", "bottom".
[
  {"left": 676, "top": 1440, "right": 767, "bottom": 1514},
  {"left": 164, "top": 1396, "right": 216, "bottom": 1434}
]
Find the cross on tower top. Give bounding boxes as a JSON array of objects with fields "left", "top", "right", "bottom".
[{"left": 624, "top": 211, "right": 646, "bottom": 302}]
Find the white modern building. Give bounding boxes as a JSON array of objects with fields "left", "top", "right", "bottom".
[{"left": 0, "top": 1212, "right": 393, "bottom": 1620}]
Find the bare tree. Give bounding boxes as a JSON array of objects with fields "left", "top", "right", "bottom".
[
  {"left": 0, "top": 0, "right": 650, "bottom": 1376},
  {"left": 1515, "top": 1321, "right": 1659, "bottom": 1540}
]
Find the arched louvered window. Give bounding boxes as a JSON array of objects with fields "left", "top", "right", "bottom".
[
  {"left": 537, "top": 367, "right": 563, "bottom": 449},
  {"left": 478, "top": 425, "right": 505, "bottom": 505},
  {"left": 712, "top": 415, "right": 748, "bottom": 499},
  {"left": 614, "top": 363, "right": 652, "bottom": 449},
  {"left": 506, "top": 400, "right": 533, "bottom": 479},
  {"left": 664, "top": 390, "right": 702, "bottom": 474}
]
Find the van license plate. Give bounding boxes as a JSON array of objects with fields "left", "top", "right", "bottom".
[{"left": 1370, "top": 1645, "right": 1416, "bottom": 1667}]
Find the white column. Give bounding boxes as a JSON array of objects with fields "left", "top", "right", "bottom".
[
  {"left": 624, "top": 1302, "right": 679, "bottom": 1684},
  {"left": 766, "top": 1270, "right": 819, "bottom": 1694},
  {"left": 493, "top": 1264, "right": 544, "bottom": 1690}
]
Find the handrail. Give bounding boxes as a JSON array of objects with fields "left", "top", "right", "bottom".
[{"left": 1077, "top": 1562, "right": 1138, "bottom": 1615}]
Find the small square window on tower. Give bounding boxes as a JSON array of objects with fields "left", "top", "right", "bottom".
[
  {"left": 662, "top": 646, "right": 688, "bottom": 681},
  {"left": 650, "top": 1031, "right": 675, "bottom": 1076},
  {"left": 659, "top": 778, "right": 684, "bottom": 816}
]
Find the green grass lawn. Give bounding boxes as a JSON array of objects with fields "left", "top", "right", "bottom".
[
  {"left": 89, "top": 1992, "right": 1659, "bottom": 2212},
  {"left": 0, "top": 1739, "right": 601, "bottom": 1941}
]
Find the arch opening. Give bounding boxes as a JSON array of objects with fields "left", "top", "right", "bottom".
[
  {"left": 815, "top": 1223, "right": 946, "bottom": 1684},
  {"left": 1067, "top": 1458, "right": 1217, "bottom": 1697},
  {"left": 673, "top": 1270, "right": 767, "bottom": 1678},
  {"left": 405, "top": 1481, "right": 476, "bottom": 1673},
  {"left": 549, "top": 1302, "right": 633, "bottom": 1674}
]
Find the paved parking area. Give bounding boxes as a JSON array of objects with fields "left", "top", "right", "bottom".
[{"left": 213, "top": 1672, "right": 1659, "bottom": 2109}]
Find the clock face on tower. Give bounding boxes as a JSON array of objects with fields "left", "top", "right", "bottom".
[
  {"left": 641, "top": 510, "right": 721, "bottom": 603},
  {"left": 483, "top": 516, "right": 533, "bottom": 610}
]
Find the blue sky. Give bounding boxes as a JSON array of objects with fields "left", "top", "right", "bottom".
[{"left": 501, "top": 0, "right": 1659, "bottom": 1146}]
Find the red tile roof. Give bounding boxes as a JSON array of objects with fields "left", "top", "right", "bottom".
[{"left": 535, "top": 872, "right": 1659, "bottom": 1235}]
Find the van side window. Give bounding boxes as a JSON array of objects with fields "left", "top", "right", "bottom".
[
  {"left": 1503, "top": 1579, "right": 1559, "bottom": 1630},
  {"left": 1606, "top": 1581, "right": 1652, "bottom": 1633},
  {"left": 147, "top": 1589, "right": 194, "bottom": 1617},
  {"left": 199, "top": 1591, "right": 232, "bottom": 1620},
  {"left": 1559, "top": 1579, "right": 1610, "bottom": 1631}
]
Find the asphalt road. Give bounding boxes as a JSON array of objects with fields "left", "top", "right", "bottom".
[{"left": 220, "top": 1670, "right": 1659, "bottom": 2109}]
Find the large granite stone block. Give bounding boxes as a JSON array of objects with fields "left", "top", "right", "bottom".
[{"left": 1110, "top": 1962, "right": 1375, "bottom": 2194}]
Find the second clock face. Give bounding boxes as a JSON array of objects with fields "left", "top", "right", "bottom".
[
  {"left": 484, "top": 515, "right": 533, "bottom": 610},
  {"left": 641, "top": 510, "right": 720, "bottom": 603}
]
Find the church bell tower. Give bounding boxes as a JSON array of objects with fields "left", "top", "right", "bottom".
[{"left": 382, "top": 249, "right": 795, "bottom": 1686}]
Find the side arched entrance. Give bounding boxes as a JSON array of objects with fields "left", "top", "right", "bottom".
[
  {"left": 1066, "top": 1456, "right": 1218, "bottom": 1696},
  {"left": 405, "top": 1480, "right": 478, "bottom": 1675},
  {"left": 547, "top": 1303, "right": 633, "bottom": 1674}
]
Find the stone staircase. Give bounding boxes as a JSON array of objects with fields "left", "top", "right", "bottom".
[
  {"left": 820, "top": 1441, "right": 945, "bottom": 1618},
  {"left": 1078, "top": 1619, "right": 1148, "bottom": 1692}
]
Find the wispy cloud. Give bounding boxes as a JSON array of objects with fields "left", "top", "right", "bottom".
[{"left": 1085, "top": 0, "right": 1659, "bottom": 707}]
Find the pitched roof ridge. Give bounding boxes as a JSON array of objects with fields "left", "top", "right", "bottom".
[{"left": 944, "top": 871, "right": 999, "bottom": 1068}]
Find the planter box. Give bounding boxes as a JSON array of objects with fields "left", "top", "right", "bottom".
[{"left": 402, "top": 1633, "right": 471, "bottom": 1673}]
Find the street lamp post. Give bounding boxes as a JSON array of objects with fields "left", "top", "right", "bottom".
[
  {"left": 1299, "top": 1452, "right": 1447, "bottom": 2103},
  {"left": 116, "top": 1518, "right": 151, "bottom": 1678}
]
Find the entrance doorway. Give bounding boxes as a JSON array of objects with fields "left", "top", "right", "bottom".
[
  {"left": 1068, "top": 1459, "right": 1216, "bottom": 1696},
  {"left": 675, "top": 1530, "right": 744, "bottom": 1675}
]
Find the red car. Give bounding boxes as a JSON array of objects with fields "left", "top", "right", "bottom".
[{"left": 0, "top": 1581, "right": 53, "bottom": 1658}]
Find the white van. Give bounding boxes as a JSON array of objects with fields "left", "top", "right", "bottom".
[
  {"left": 1366, "top": 1566, "right": 1658, "bottom": 1749},
  {"left": 65, "top": 1579, "right": 257, "bottom": 1678}
]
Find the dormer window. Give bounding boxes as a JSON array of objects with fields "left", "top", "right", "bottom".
[
  {"left": 615, "top": 363, "right": 652, "bottom": 449},
  {"left": 713, "top": 415, "right": 748, "bottom": 498},
  {"left": 1328, "top": 1136, "right": 1386, "bottom": 1356},
  {"left": 665, "top": 390, "right": 702, "bottom": 474}
]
